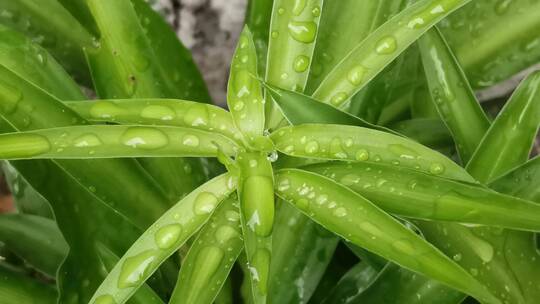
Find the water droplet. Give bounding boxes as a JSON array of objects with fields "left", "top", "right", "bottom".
[
  {"left": 93, "top": 295, "right": 116, "bottom": 304},
  {"left": 333, "top": 207, "right": 347, "bottom": 217},
  {"left": 193, "top": 192, "right": 219, "bottom": 215},
  {"left": 311, "top": 6, "right": 321, "bottom": 17},
  {"left": 267, "top": 151, "right": 279, "bottom": 162},
  {"left": 184, "top": 105, "right": 209, "bottom": 127},
  {"left": 182, "top": 134, "right": 200, "bottom": 147},
  {"left": 330, "top": 92, "right": 348, "bottom": 106},
  {"left": 316, "top": 194, "right": 328, "bottom": 205},
  {"left": 74, "top": 134, "right": 102, "bottom": 148},
  {"left": 429, "top": 163, "right": 445, "bottom": 175},
  {"left": 277, "top": 178, "right": 290, "bottom": 191},
  {"left": 470, "top": 268, "right": 478, "bottom": 276},
  {"left": 392, "top": 240, "right": 415, "bottom": 254},
  {"left": 233, "top": 101, "right": 245, "bottom": 111},
  {"left": 154, "top": 224, "right": 182, "bottom": 249},
  {"left": 278, "top": 7, "right": 285, "bottom": 15},
  {"left": 292, "top": 0, "right": 307, "bottom": 16},
  {"left": 360, "top": 222, "right": 383, "bottom": 238},
  {"left": 0, "top": 134, "right": 51, "bottom": 158},
  {"left": 118, "top": 250, "right": 158, "bottom": 289},
  {"left": 293, "top": 55, "right": 310, "bottom": 73},
  {"left": 453, "top": 253, "right": 462, "bottom": 261},
  {"left": 215, "top": 226, "right": 240, "bottom": 243},
  {"left": 375, "top": 36, "right": 397, "bottom": 55},
  {"left": 249, "top": 159, "right": 258, "bottom": 167},
  {"left": 120, "top": 127, "right": 169, "bottom": 149},
  {"left": 141, "top": 105, "right": 175, "bottom": 121},
  {"left": 225, "top": 210, "right": 240, "bottom": 222},
  {"left": 330, "top": 138, "right": 347, "bottom": 158},
  {"left": 355, "top": 149, "right": 369, "bottom": 161},
  {"left": 89, "top": 101, "right": 123, "bottom": 119},
  {"left": 288, "top": 21, "right": 317, "bottom": 43},
  {"left": 304, "top": 140, "right": 319, "bottom": 154},
  {"left": 340, "top": 174, "right": 359, "bottom": 186},
  {"left": 271, "top": 31, "right": 279, "bottom": 39},
  {"left": 347, "top": 65, "right": 367, "bottom": 85},
  {"left": 0, "top": 80, "right": 23, "bottom": 113}
]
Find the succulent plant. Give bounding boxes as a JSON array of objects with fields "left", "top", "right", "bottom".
[{"left": 0, "top": 0, "right": 539, "bottom": 304}]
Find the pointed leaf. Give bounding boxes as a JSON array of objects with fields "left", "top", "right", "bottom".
[
  {"left": 89, "top": 173, "right": 237, "bottom": 304},
  {"left": 312, "top": 0, "right": 473, "bottom": 108},
  {"left": 271, "top": 124, "right": 474, "bottom": 181},
  {"left": 306, "top": 161, "right": 540, "bottom": 232},
  {"left": 0, "top": 125, "right": 238, "bottom": 160},
  {"left": 418, "top": 27, "right": 490, "bottom": 163},
  {"left": 274, "top": 169, "right": 499, "bottom": 303},
  {"left": 228, "top": 27, "right": 265, "bottom": 143},
  {"left": 467, "top": 71, "right": 540, "bottom": 183},
  {"left": 169, "top": 196, "right": 243, "bottom": 304}
]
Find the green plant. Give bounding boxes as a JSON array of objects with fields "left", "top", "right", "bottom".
[{"left": 0, "top": 0, "right": 539, "bottom": 303}]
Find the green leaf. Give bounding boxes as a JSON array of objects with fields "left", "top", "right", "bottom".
[
  {"left": 319, "top": 262, "right": 380, "bottom": 304},
  {"left": 0, "top": 264, "right": 57, "bottom": 304},
  {"left": 312, "top": 0, "right": 473, "bottom": 108},
  {"left": 0, "top": 25, "right": 86, "bottom": 100},
  {"left": 0, "top": 0, "right": 95, "bottom": 83},
  {"left": 305, "top": 161, "right": 540, "bottom": 232},
  {"left": 89, "top": 173, "right": 237, "bottom": 304},
  {"left": 237, "top": 152, "right": 274, "bottom": 303},
  {"left": 0, "top": 213, "right": 67, "bottom": 277},
  {"left": 264, "top": 0, "right": 324, "bottom": 128},
  {"left": 85, "top": 0, "right": 211, "bottom": 200},
  {"left": 466, "top": 71, "right": 540, "bottom": 183},
  {"left": 264, "top": 84, "right": 397, "bottom": 134},
  {"left": 96, "top": 244, "right": 165, "bottom": 304},
  {"left": 169, "top": 196, "right": 243, "bottom": 304},
  {"left": 228, "top": 27, "right": 266, "bottom": 144},
  {"left": 86, "top": 0, "right": 210, "bottom": 101},
  {"left": 274, "top": 169, "right": 499, "bottom": 303},
  {"left": 64, "top": 99, "right": 241, "bottom": 143},
  {"left": 271, "top": 124, "right": 474, "bottom": 182},
  {"left": 348, "top": 263, "right": 465, "bottom": 304},
  {"left": 306, "top": 0, "right": 405, "bottom": 94},
  {"left": 0, "top": 125, "right": 239, "bottom": 160},
  {"left": 389, "top": 118, "right": 453, "bottom": 149},
  {"left": 269, "top": 202, "right": 338, "bottom": 303},
  {"left": 490, "top": 156, "right": 540, "bottom": 202},
  {"left": 441, "top": 0, "right": 540, "bottom": 88},
  {"left": 265, "top": 0, "right": 324, "bottom": 91},
  {"left": 2, "top": 162, "right": 53, "bottom": 218},
  {"left": 418, "top": 27, "right": 490, "bottom": 163},
  {"left": 244, "top": 0, "right": 274, "bottom": 75}
]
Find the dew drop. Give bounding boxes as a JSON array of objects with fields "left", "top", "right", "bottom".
[
  {"left": 215, "top": 226, "right": 240, "bottom": 243},
  {"left": 93, "top": 295, "right": 116, "bottom": 304},
  {"left": 347, "top": 65, "right": 367, "bottom": 85},
  {"left": 429, "top": 163, "right": 445, "bottom": 175},
  {"left": 183, "top": 105, "right": 209, "bottom": 127},
  {"left": 293, "top": 55, "right": 310, "bottom": 73},
  {"left": 304, "top": 140, "right": 319, "bottom": 154},
  {"left": 271, "top": 31, "right": 279, "bottom": 39},
  {"left": 118, "top": 250, "right": 158, "bottom": 289},
  {"left": 140, "top": 105, "right": 175, "bottom": 121},
  {"left": 287, "top": 21, "right": 317, "bottom": 43},
  {"left": 193, "top": 192, "right": 219, "bottom": 215},
  {"left": 333, "top": 207, "right": 347, "bottom": 217},
  {"left": 278, "top": 7, "right": 285, "bottom": 15},
  {"left": 360, "top": 222, "right": 383, "bottom": 238},
  {"left": 340, "top": 174, "right": 359, "bottom": 186},
  {"left": 375, "top": 36, "right": 397, "bottom": 55},
  {"left": 355, "top": 149, "right": 369, "bottom": 161},
  {"left": 90, "top": 101, "right": 123, "bottom": 119},
  {"left": 74, "top": 134, "right": 102, "bottom": 148},
  {"left": 154, "top": 224, "right": 182, "bottom": 249},
  {"left": 182, "top": 134, "right": 200, "bottom": 147},
  {"left": 316, "top": 194, "right": 328, "bottom": 205},
  {"left": 225, "top": 210, "right": 240, "bottom": 222},
  {"left": 311, "top": 6, "right": 321, "bottom": 17},
  {"left": 453, "top": 253, "right": 462, "bottom": 261},
  {"left": 330, "top": 92, "right": 348, "bottom": 106},
  {"left": 0, "top": 134, "right": 51, "bottom": 158},
  {"left": 233, "top": 101, "right": 245, "bottom": 111},
  {"left": 120, "top": 127, "right": 169, "bottom": 149}
]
